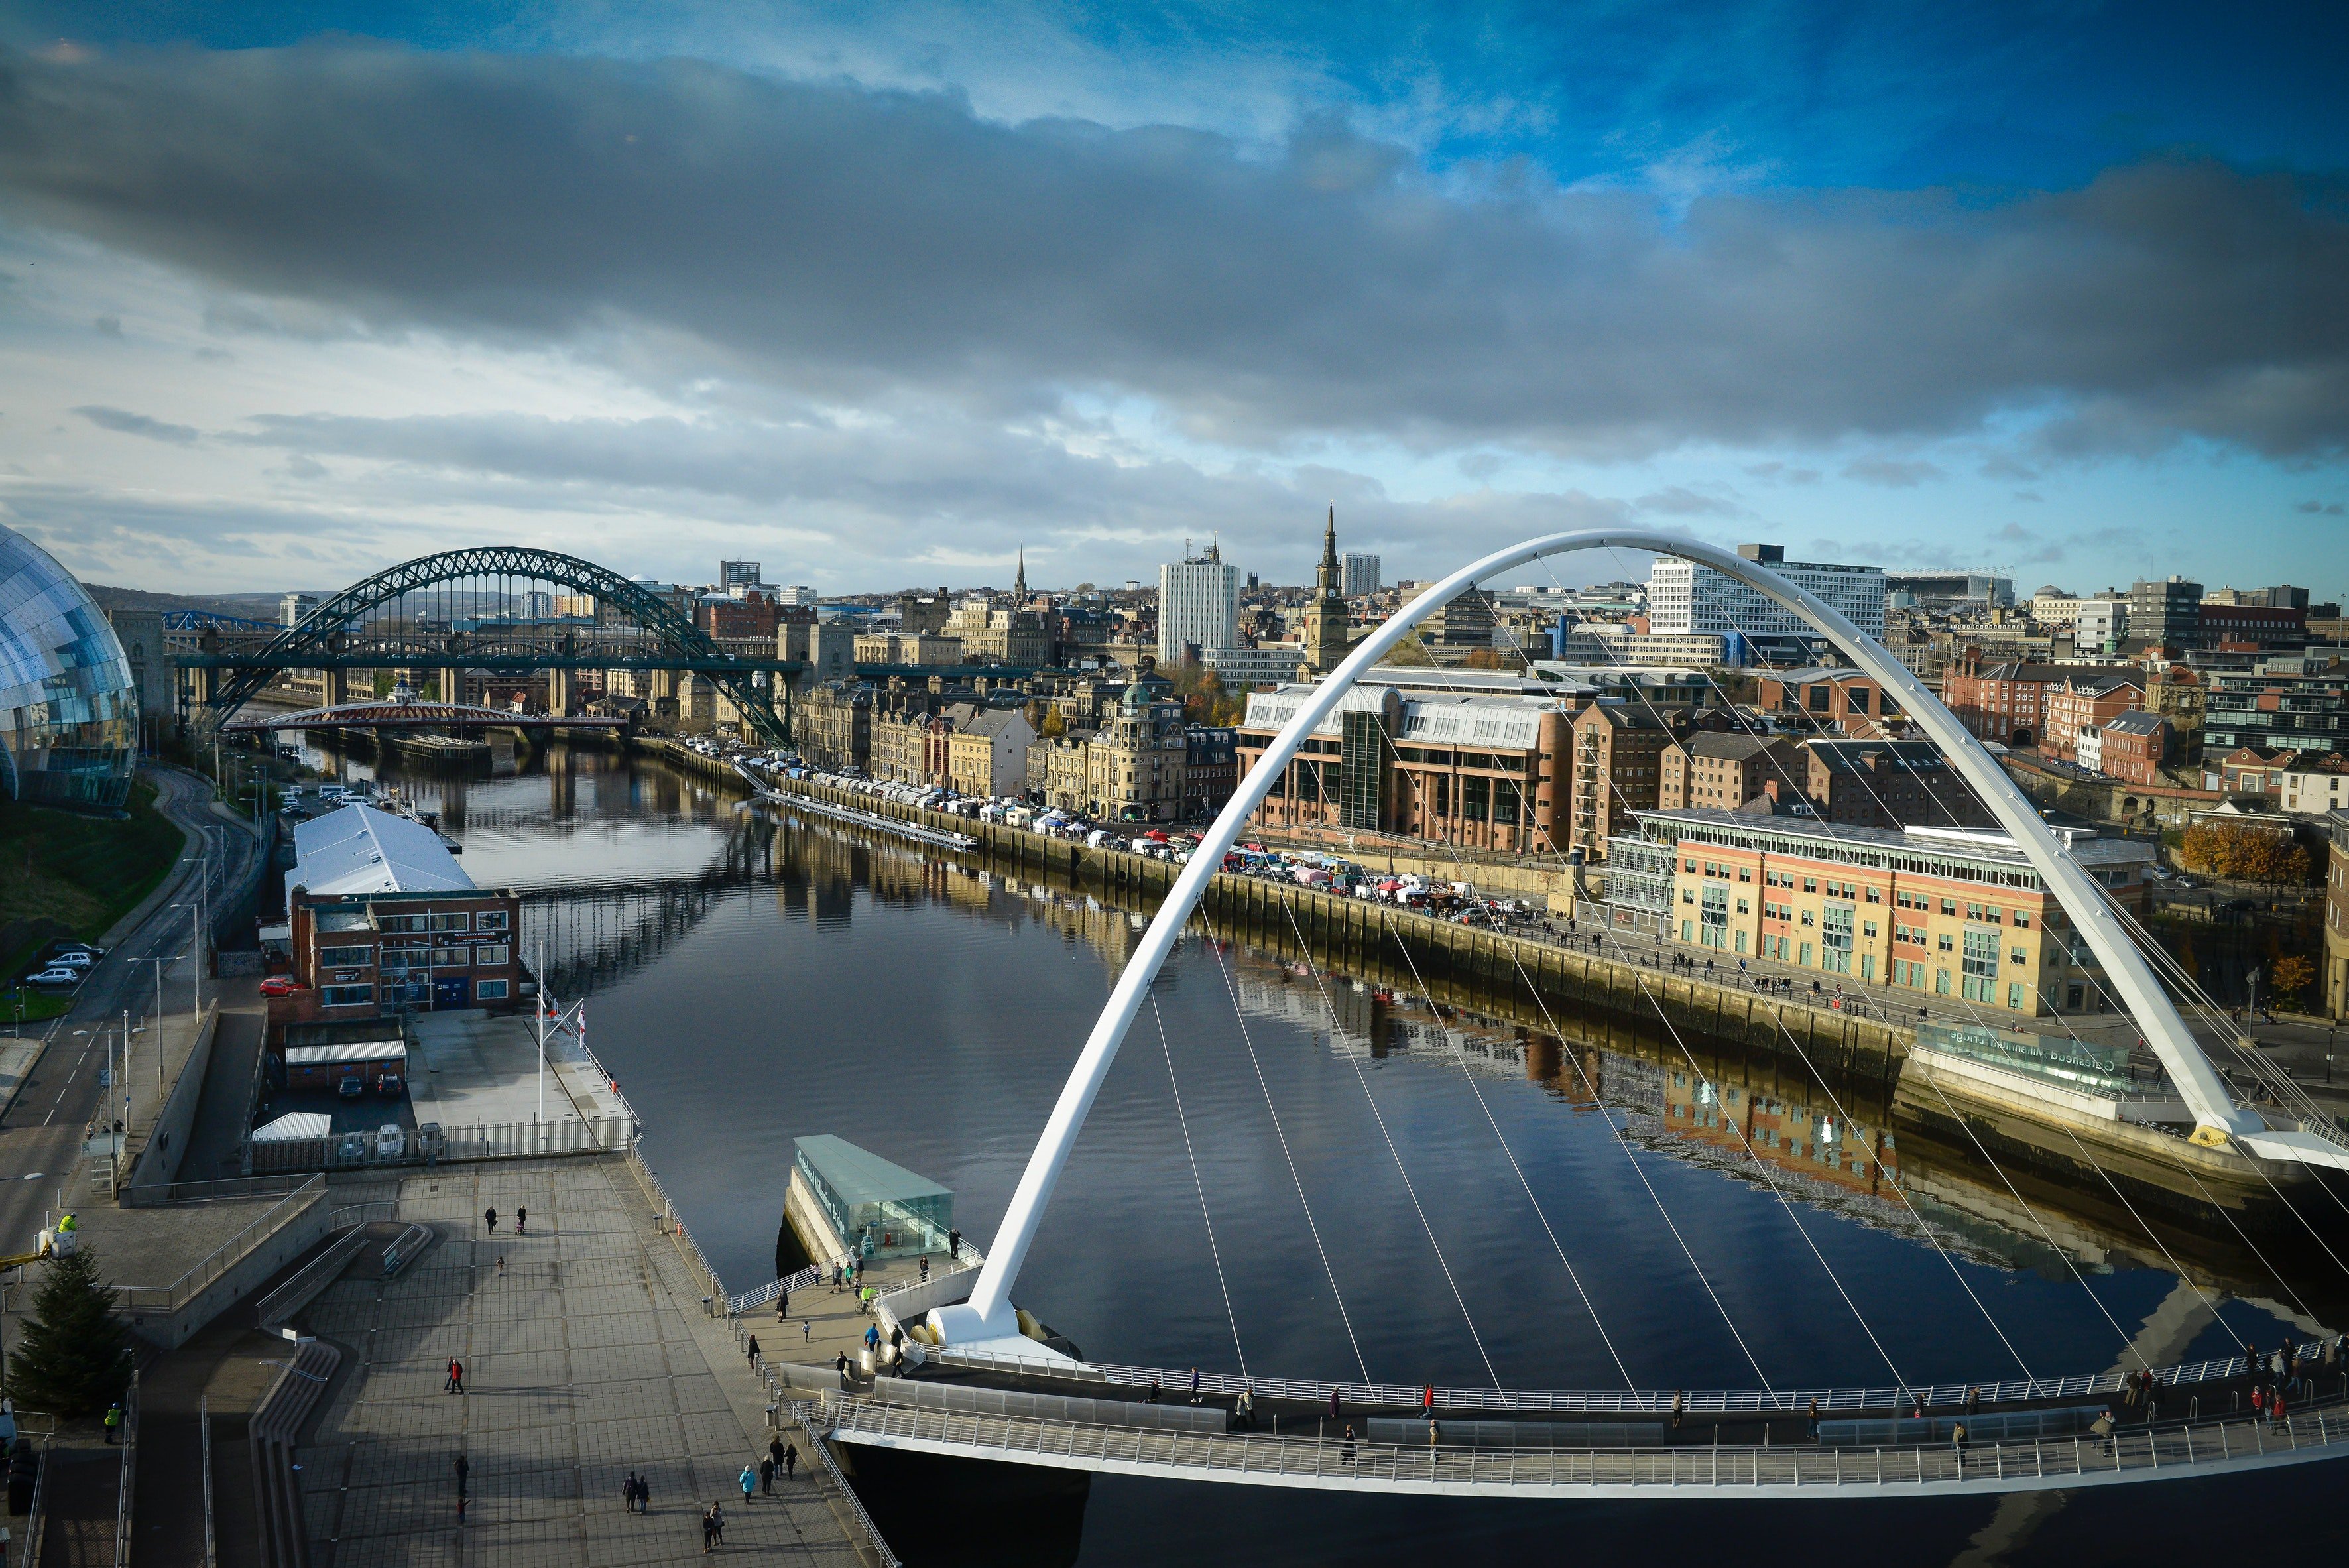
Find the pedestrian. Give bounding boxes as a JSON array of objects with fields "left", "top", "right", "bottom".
[
  {"left": 623, "top": 1471, "right": 640, "bottom": 1512},
  {"left": 1341, "top": 1423, "right": 1356, "bottom": 1465},
  {"left": 1428, "top": 1419, "right": 1441, "bottom": 1451},
  {"left": 2251, "top": 1384, "right": 2267, "bottom": 1421},
  {"left": 1964, "top": 1386, "right": 1980, "bottom": 1418},
  {"left": 638, "top": 1473, "right": 652, "bottom": 1512},
  {"left": 802, "top": 1319, "right": 812, "bottom": 1343},
  {"left": 516, "top": 1206, "right": 528, "bottom": 1235},
  {"left": 837, "top": 1351, "right": 852, "bottom": 1388},
  {"left": 1146, "top": 1378, "right": 1161, "bottom": 1404},
  {"left": 747, "top": 1333, "right": 762, "bottom": 1368},
  {"left": 777, "top": 1288, "right": 790, "bottom": 1321},
  {"left": 485, "top": 1206, "right": 499, "bottom": 1233},
  {"left": 784, "top": 1442, "right": 798, "bottom": 1482},
  {"left": 711, "top": 1500, "right": 727, "bottom": 1544},
  {"left": 1671, "top": 1390, "right": 1685, "bottom": 1431},
  {"left": 759, "top": 1456, "right": 774, "bottom": 1494},
  {"left": 739, "top": 1464, "right": 756, "bottom": 1504},
  {"left": 1953, "top": 1422, "right": 1968, "bottom": 1459},
  {"left": 864, "top": 1323, "right": 880, "bottom": 1354},
  {"left": 104, "top": 1402, "right": 122, "bottom": 1444},
  {"left": 446, "top": 1358, "right": 465, "bottom": 1394},
  {"left": 1422, "top": 1383, "right": 1435, "bottom": 1419},
  {"left": 1806, "top": 1398, "right": 1820, "bottom": 1441},
  {"left": 1189, "top": 1366, "right": 1202, "bottom": 1405},
  {"left": 919, "top": 1256, "right": 930, "bottom": 1283},
  {"left": 455, "top": 1453, "right": 469, "bottom": 1498},
  {"left": 497, "top": 1254, "right": 505, "bottom": 1276},
  {"left": 1329, "top": 1388, "right": 1341, "bottom": 1421},
  {"left": 831, "top": 1262, "right": 843, "bottom": 1294},
  {"left": 702, "top": 1504, "right": 718, "bottom": 1554},
  {"left": 949, "top": 1227, "right": 961, "bottom": 1260}
]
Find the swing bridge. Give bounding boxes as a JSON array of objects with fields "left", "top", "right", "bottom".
[{"left": 756, "top": 532, "right": 2349, "bottom": 1498}]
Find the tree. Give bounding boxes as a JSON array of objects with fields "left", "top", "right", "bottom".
[
  {"left": 1378, "top": 633, "right": 1436, "bottom": 668},
  {"left": 7, "top": 1246, "right": 135, "bottom": 1416},
  {"left": 1461, "top": 647, "right": 1525, "bottom": 671},
  {"left": 2268, "top": 953, "right": 2315, "bottom": 1009}
]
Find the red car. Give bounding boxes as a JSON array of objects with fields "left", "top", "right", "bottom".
[{"left": 259, "top": 977, "right": 306, "bottom": 998}]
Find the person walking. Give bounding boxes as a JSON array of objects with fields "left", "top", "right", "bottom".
[
  {"left": 1422, "top": 1384, "right": 1435, "bottom": 1420},
  {"left": 637, "top": 1472, "right": 652, "bottom": 1512},
  {"left": 948, "top": 1227, "right": 961, "bottom": 1260},
  {"left": 760, "top": 1455, "right": 775, "bottom": 1494},
  {"left": 918, "top": 1256, "right": 930, "bottom": 1284},
  {"left": 1146, "top": 1378, "right": 1161, "bottom": 1404},
  {"left": 831, "top": 1262, "right": 843, "bottom": 1294},
  {"left": 516, "top": 1206, "right": 528, "bottom": 1235},
  {"left": 711, "top": 1500, "right": 727, "bottom": 1545},
  {"left": 747, "top": 1333, "right": 762, "bottom": 1369},
  {"left": 103, "top": 1402, "right": 121, "bottom": 1444},
  {"left": 623, "top": 1471, "right": 640, "bottom": 1512},
  {"left": 1329, "top": 1388, "right": 1341, "bottom": 1421},
  {"left": 1671, "top": 1390, "right": 1685, "bottom": 1431},
  {"left": 776, "top": 1288, "right": 790, "bottom": 1322},
  {"left": 1806, "top": 1398, "right": 1820, "bottom": 1441},
  {"left": 485, "top": 1206, "right": 499, "bottom": 1233},
  {"left": 1189, "top": 1367, "right": 1202, "bottom": 1405},
  {"left": 1341, "top": 1423, "right": 1356, "bottom": 1466},
  {"left": 739, "top": 1463, "right": 756, "bottom": 1505},
  {"left": 784, "top": 1442, "right": 798, "bottom": 1482},
  {"left": 454, "top": 1453, "right": 469, "bottom": 1499},
  {"left": 802, "top": 1319, "right": 812, "bottom": 1343},
  {"left": 702, "top": 1504, "right": 718, "bottom": 1555},
  {"left": 446, "top": 1358, "right": 465, "bottom": 1394}
]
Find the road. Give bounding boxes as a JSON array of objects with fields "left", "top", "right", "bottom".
[{"left": 0, "top": 765, "right": 264, "bottom": 1252}]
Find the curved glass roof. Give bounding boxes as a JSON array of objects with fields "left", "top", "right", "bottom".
[{"left": 0, "top": 526, "right": 138, "bottom": 807}]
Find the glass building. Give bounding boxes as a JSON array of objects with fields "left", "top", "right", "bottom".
[{"left": 0, "top": 526, "right": 138, "bottom": 809}]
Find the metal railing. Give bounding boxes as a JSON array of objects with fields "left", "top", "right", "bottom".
[
  {"left": 119, "top": 1172, "right": 321, "bottom": 1209},
  {"left": 790, "top": 1402, "right": 903, "bottom": 1568},
  {"left": 918, "top": 1348, "right": 2273, "bottom": 1417},
  {"left": 111, "top": 1372, "right": 138, "bottom": 1568},
  {"left": 253, "top": 1223, "right": 372, "bottom": 1327},
  {"left": 625, "top": 1145, "right": 729, "bottom": 1309},
  {"left": 249, "top": 1115, "right": 625, "bottom": 1173},
  {"left": 822, "top": 1393, "right": 2349, "bottom": 1492},
  {"left": 117, "top": 1176, "right": 326, "bottom": 1315},
  {"left": 200, "top": 1394, "right": 217, "bottom": 1568}
]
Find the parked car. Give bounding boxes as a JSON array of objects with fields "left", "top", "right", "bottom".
[
  {"left": 337, "top": 1074, "right": 366, "bottom": 1099},
  {"left": 52, "top": 942, "right": 104, "bottom": 959},
  {"left": 416, "top": 1122, "right": 448, "bottom": 1160},
  {"left": 375, "top": 1124, "right": 404, "bottom": 1157},
  {"left": 45, "top": 951, "right": 93, "bottom": 971},
  {"left": 258, "top": 976, "right": 305, "bottom": 998},
  {"left": 25, "top": 967, "right": 82, "bottom": 990},
  {"left": 334, "top": 1132, "right": 367, "bottom": 1160}
]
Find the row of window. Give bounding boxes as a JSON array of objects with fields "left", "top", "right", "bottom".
[
  {"left": 325, "top": 977, "right": 512, "bottom": 1009},
  {"left": 318, "top": 944, "right": 512, "bottom": 971},
  {"left": 371, "top": 909, "right": 510, "bottom": 935}
]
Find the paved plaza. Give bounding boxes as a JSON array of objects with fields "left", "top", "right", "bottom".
[{"left": 294, "top": 1158, "right": 869, "bottom": 1566}]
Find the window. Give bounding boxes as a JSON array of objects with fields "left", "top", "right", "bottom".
[
  {"left": 1939, "top": 898, "right": 1958, "bottom": 916},
  {"left": 477, "top": 979, "right": 510, "bottom": 1001},
  {"left": 1936, "top": 968, "right": 1951, "bottom": 995},
  {"left": 1681, "top": 919, "right": 1693, "bottom": 941},
  {"left": 1803, "top": 877, "right": 1819, "bottom": 894},
  {"left": 1738, "top": 868, "right": 1752, "bottom": 882},
  {"left": 1736, "top": 898, "right": 1750, "bottom": 914},
  {"left": 1962, "top": 928, "right": 2000, "bottom": 1002},
  {"left": 1799, "top": 910, "right": 1816, "bottom": 927},
  {"left": 2010, "top": 947, "right": 2029, "bottom": 967},
  {"left": 322, "top": 984, "right": 373, "bottom": 1008},
  {"left": 1734, "top": 930, "right": 1748, "bottom": 954},
  {"left": 474, "top": 945, "right": 511, "bottom": 968},
  {"left": 475, "top": 910, "right": 510, "bottom": 932},
  {"left": 1860, "top": 955, "right": 1876, "bottom": 981},
  {"left": 1701, "top": 886, "right": 1728, "bottom": 948},
  {"left": 1799, "top": 942, "right": 1813, "bottom": 966},
  {"left": 1862, "top": 920, "right": 1878, "bottom": 938},
  {"left": 375, "top": 913, "right": 429, "bottom": 934},
  {"left": 432, "top": 913, "right": 472, "bottom": 932},
  {"left": 2007, "top": 982, "right": 2027, "bottom": 1010},
  {"left": 2013, "top": 911, "right": 2031, "bottom": 929},
  {"left": 1894, "top": 959, "right": 1924, "bottom": 988},
  {"left": 1937, "top": 933, "right": 1955, "bottom": 951},
  {"left": 1821, "top": 904, "right": 1854, "bottom": 973},
  {"left": 1864, "top": 887, "right": 1882, "bottom": 904},
  {"left": 319, "top": 945, "right": 373, "bottom": 969}
]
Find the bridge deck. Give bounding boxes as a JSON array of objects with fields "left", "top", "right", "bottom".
[{"left": 813, "top": 1390, "right": 2348, "bottom": 1497}]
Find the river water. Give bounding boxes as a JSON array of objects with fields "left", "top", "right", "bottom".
[{"left": 309, "top": 741, "right": 2346, "bottom": 1565}]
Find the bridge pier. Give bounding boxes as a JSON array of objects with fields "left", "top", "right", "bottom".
[
  {"left": 548, "top": 666, "right": 575, "bottom": 716},
  {"left": 322, "top": 666, "right": 352, "bottom": 707},
  {"left": 440, "top": 666, "right": 465, "bottom": 706}
]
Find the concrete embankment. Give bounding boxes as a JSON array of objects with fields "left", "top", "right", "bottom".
[{"left": 740, "top": 765, "right": 1911, "bottom": 1085}]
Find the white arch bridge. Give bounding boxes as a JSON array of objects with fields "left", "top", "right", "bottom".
[{"left": 783, "top": 532, "right": 2349, "bottom": 1498}]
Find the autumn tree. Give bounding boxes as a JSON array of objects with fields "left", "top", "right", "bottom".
[{"left": 2267, "top": 953, "right": 2315, "bottom": 1008}]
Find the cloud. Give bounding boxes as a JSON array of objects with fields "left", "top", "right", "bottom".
[
  {"left": 1841, "top": 457, "right": 1945, "bottom": 487},
  {"left": 0, "top": 45, "right": 2344, "bottom": 462},
  {"left": 1632, "top": 485, "right": 1738, "bottom": 516},
  {"left": 74, "top": 404, "right": 200, "bottom": 444},
  {"left": 2297, "top": 499, "right": 2345, "bottom": 516}
]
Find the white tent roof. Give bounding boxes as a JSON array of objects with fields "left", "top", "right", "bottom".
[
  {"left": 251, "top": 1111, "right": 334, "bottom": 1143},
  {"left": 286, "top": 804, "right": 474, "bottom": 901}
]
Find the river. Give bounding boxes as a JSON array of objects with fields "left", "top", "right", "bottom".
[{"left": 303, "top": 738, "right": 2346, "bottom": 1565}]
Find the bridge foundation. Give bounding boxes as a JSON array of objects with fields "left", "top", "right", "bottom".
[{"left": 548, "top": 666, "right": 575, "bottom": 716}]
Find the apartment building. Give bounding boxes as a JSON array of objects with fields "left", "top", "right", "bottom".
[
  {"left": 1091, "top": 685, "right": 1189, "bottom": 821},
  {"left": 1803, "top": 739, "right": 1988, "bottom": 831},
  {"left": 798, "top": 680, "right": 872, "bottom": 771},
  {"left": 1751, "top": 666, "right": 1891, "bottom": 736},
  {"left": 2086, "top": 711, "right": 2171, "bottom": 786},
  {"left": 2201, "top": 655, "right": 2349, "bottom": 755},
  {"left": 945, "top": 707, "right": 1038, "bottom": 797},
  {"left": 1943, "top": 658, "right": 2140, "bottom": 749},
  {"left": 2041, "top": 672, "right": 2146, "bottom": 762},
  {"left": 1568, "top": 701, "right": 1685, "bottom": 859},
  {"left": 1659, "top": 732, "right": 1805, "bottom": 812},
  {"left": 1606, "top": 809, "right": 2153, "bottom": 1016}
]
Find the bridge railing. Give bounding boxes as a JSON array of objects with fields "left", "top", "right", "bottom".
[
  {"left": 821, "top": 1392, "right": 2348, "bottom": 1491},
  {"left": 917, "top": 1347, "right": 2271, "bottom": 1417}
]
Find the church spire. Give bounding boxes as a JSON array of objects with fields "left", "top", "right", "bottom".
[
  {"left": 1316, "top": 503, "right": 1341, "bottom": 600},
  {"left": 1013, "top": 547, "right": 1028, "bottom": 601}
]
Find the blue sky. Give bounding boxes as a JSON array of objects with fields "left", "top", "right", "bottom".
[{"left": 0, "top": 1, "right": 2341, "bottom": 595}]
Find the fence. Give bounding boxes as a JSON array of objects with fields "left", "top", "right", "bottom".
[
  {"left": 250, "top": 1115, "right": 626, "bottom": 1174},
  {"left": 822, "top": 1392, "right": 2349, "bottom": 1492},
  {"left": 625, "top": 1144, "right": 729, "bottom": 1309},
  {"left": 117, "top": 1176, "right": 326, "bottom": 1316},
  {"left": 200, "top": 1394, "right": 217, "bottom": 1568},
  {"left": 789, "top": 1402, "right": 902, "bottom": 1568},
  {"left": 919, "top": 1347, "right": 2269, "bottom": 1418},
  {"left": 112, "top": 1371, "right": 138, "bottom": 1568}
]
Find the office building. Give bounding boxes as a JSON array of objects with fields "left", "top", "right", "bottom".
[
  {"left": 1886, "top": 572, "right": 2015, "bottom": 609},
  {"left": 280, "top": 592, "right": 320, "bottom": 627},
  {"left": 2126, "top": 577, "right": 2203, "bottom": 648},
  {"left": 1605, "top": 810, "right": 2153, "bottom": 1016},
  {"left": 719, "top": 560, "right": 763, "bottom": 591},
  {"left": 1648, "top": 544, "right": 1886, "bottom": 642},
  {"left": 1158, "top": 543, "right": 1240, "bottom": 666},
  {"left": 1342, "top": 552, "right": 1381, "bottom": 598}
]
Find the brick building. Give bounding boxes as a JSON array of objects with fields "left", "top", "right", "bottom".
[
  {"left": 1659, "top": 732, "right": 1805, "bottom": 812},
  {"left": 2088, "top": 710, "right": 2171, "bottom": 786},
  {"left": 1750, "top": 667, "right": 1891, "bottom": 737},
  {"left": 2042, "top": 672, "right": 2145, "bottom": 762},
  {"left": 1803, "top": 739, "right": 1990, "bottom": 831}
]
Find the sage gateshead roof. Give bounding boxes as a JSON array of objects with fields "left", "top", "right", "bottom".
[
  {"left": 0, "top": 525, "right": 138, "bottom": 808},
  {"left": 1623, "top": 808, "right": 2153, "bottom": 892}
]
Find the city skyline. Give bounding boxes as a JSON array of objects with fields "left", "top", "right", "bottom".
[{"left": 0, "top": 4, "right": 2343, "bottom": 597}]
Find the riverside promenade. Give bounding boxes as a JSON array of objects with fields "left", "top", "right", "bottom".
[{"left": 280, "top": 1154, "right": 884, "bottom": 1565}]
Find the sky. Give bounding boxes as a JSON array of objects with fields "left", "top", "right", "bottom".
[{"left": 0, "top": 2, "right": 2343, "bottom": 599}]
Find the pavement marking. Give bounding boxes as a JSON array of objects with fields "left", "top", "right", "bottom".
[{"left": 19, "top": 1174, "right": 39, "bottom": 1181}]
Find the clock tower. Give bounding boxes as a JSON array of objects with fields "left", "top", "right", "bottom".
[{"left": 1303, "top": 505, "right": 1351, "bottom": 676}]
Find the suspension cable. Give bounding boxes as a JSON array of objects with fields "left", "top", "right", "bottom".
[
  {"left": 1368, "top": 904, "right": 1636, "bottom": 1389},
  {"left": 1196, "top": 914, "right": 1374, "bottom": 1383},
  {"left": 1149, "top": 992, "right": 1249, "bottom": 1381},
  {"left": 1277, "top": 899, "right": 1502, "bottom": 1388}
]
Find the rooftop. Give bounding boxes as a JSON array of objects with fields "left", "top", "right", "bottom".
[
  {"left": 288, "top": 803, "right": 474, "bottom": 901},
  {"left": 795, "top": 1133, "right": 953, "bottom": 1207},
  {"left": 1636, "top": 806, "right": 2154, "bottom": 871}
]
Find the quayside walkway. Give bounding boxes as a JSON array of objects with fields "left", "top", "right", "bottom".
[{"left": 815, "top": 1388, "right": 2349, "bottom": 1498}]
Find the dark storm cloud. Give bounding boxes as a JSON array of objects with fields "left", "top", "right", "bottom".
[{"left": 3, "top": 44, "right": 2346, "bottom": 459}]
